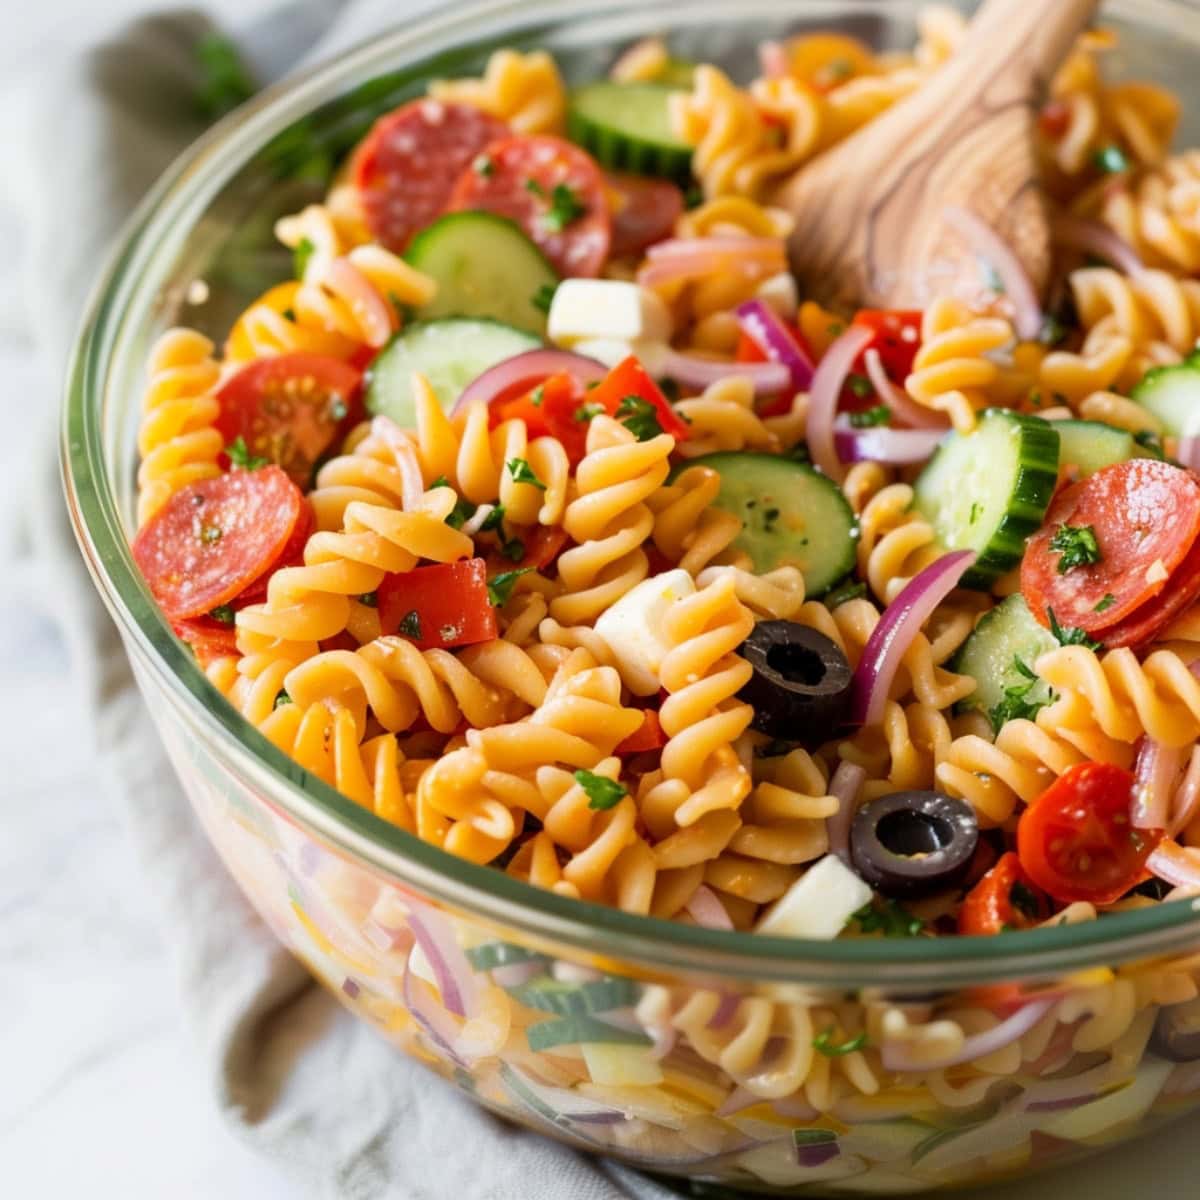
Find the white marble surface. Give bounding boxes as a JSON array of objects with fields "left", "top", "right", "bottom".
[{"left": 5, "top": 1, "right": 1200, "bottom": 1197}]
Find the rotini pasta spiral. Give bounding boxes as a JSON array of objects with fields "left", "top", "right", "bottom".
[
  {"left": 855, "top": 482, "right": 942, "bottom": 604},
  {"left": 1095, "top": 150, "right": 1200, "bottom": 274},
  {"left": 429, "top": 49, "right": 567, "bottom": 135}
]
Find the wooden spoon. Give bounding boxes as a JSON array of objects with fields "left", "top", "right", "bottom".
[{"left": 771, "top": 0, "right": 1098, "bottom": 320}]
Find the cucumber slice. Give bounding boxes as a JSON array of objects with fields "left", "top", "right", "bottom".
[
  {"left": 511, "top": 976, "right": 639, "bottom": 1016},
  {"left": 912, "top": 410, "right": 1060, "bottom": 590},
  {"left": 567, "top": 82, "right": 693, "bottom": 182},
  {"left": 951, "top": 595, "right": 1058, "bottom": 729},
  {"left": 1130, "top": 353, "right": 1200, "bottom": 437},
  {"left": 465, "top": 941, "right": 547, "bottom": 971},
  {"left": 365, "top": 317, "right": 540, "bottom": 424},
  {"left": 525, "top": 1014, "right": 652, "bottom": 1052},
  {"left": 1055, "top": 418, "right": 1159, "bottom": 477},
  {"left": 683, "top": 452, "right": 858, "bottom": 596},
  {"left": 405, "top": 212, "right": 558, "bottom": 337}
]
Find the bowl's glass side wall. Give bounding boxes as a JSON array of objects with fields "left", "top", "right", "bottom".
[{"left": 127, "top": 638, "right": 1200, "bottom": 1192}]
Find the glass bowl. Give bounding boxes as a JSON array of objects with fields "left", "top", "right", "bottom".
[{"left": 61, "top": 0, "right": 1200, "bottom": 1192}]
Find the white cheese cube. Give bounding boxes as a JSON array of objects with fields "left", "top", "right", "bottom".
[
  {"left": 547, "top": 279, "right": 672, "bottom": 347},
  {"left": 569, "top": 336, "right": 668, "bottom": 374},
  {"left": 755, "top": 271, "right": 799, "bottom": 320},
  {"left": 593, "top": 569, "right": 695, "bottom": 696},
  {"left": 754, "top": 855, "right": 873, "bottom": 940}
]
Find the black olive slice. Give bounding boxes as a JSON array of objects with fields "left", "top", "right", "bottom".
[
  {"left": 850, "top": 791, "right": 979, "bottom": 898},
  {"left": 737, "top": 621, "right": 853, "bottom": 745}
]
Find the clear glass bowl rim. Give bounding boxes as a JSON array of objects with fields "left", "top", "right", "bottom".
[{"left": 61, "top": 0, "right": 1200, "bottom": 988}]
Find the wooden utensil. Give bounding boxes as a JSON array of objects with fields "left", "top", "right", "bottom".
[{"left": 771, "top": 0, "right": 1099, "bottom": 318}]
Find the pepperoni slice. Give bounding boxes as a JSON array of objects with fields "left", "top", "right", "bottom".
[
  {"left": 234, "top": 500, "right": 314, "bottom": 608},
  {"left": 133, "top": 467, "right": 304, "bottom": 621},
  {"left": 351, "top": 100, "right": 509, "bottom": 253},
  {"left": 607, "top": 173, "right": 684, "bottom": 258},
  {"left": 1021, "top": 460, "right": 1200, "bottom": 632},
  {"left": 447, "top": 135, "right": 612, "bottom": 277},
  {"left": 1099, "top": 532, "right": 1200, "bottom": 648},
  {"left": 215, "top": 354, "right": 362, "bottom": 488},
  {"left": 173, "top": 617, "right": 239, "bottom": 666}
]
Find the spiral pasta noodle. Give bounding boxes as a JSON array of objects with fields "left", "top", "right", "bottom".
[{"left": 429, "top": 49, "right": 567, "bottom": 135}]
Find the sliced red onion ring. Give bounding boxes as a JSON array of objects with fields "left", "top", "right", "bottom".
[
  {"left": 408, "top": 908, "right": 479, "bottom": 1019},
  {"left": 808, "top": 323, "right": 874, "bottom": 480},
  {"left": 454, "top": 349, "right": 606, "bottom": 414},
  {"left": 1170, "top": 747, "right": 1200, "bottom": 837},
  {"left": 685, "top": 884, "right": 734, "bottom": 930},
  {"left": 1148, "top": 839, "right": 1200, "bottom": 889},
  {"left": 1019, "top": 1059, "right": 1127, "bottom": 1112},
  {"left": 944, "top": 205, "right": 1043, "bottom": 340},
  {"left": 403, "top": 960, "right": 469, "bottom": 1068},
  {"left": 826, "top": 760, "right": 867, "bottom": 863},
  {"left": 850, "top": 550, "right": 977, "bottom": 727},
  {"left": 735, "top": 298, "right": 815, "bottom": 392},
  {"left": 833, "top": 417, "right": 944, "bottom": 465},
  {"left": 1053, "top": 216, "right": 1144, "bottom": 276},
  {"left": 1132, "top": 737, "right": 1185, "bottom": 830},
  {"left": 881, "top": 998, "right": 1055, "bottom": 1072},
  {"left": 863, "top": 347, "right": 947, "bottom": 430},
  {"left": 795, "top": 1139, "right": 841, "bottom": 1168},
  {"left": 646, "top": 235, "right": 783, "bottom": 260},
  {"left": 658, "top": 347, "right": 789, "bottom": 395},
  {"left": 1177, "top": 436, "right": 1200, "bottom": 471},
  {"left": 708, "top": 991, "right": 740, "bottom": 1028}
]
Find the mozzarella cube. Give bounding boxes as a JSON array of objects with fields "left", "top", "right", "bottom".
[
  {"left": 570, "top": 336, "right": 668, "bottom": 375},
  {"left": 593, "top": 569, "right": 695, "bottom": 696},
  {"left": 547, "top": 279, "right": 672, "bottom": 347},
  {"left": 754, "top": 855, "right": 873, "bottom": 940},
  {"left": 755, "top": 271, "right": 799, "bottom": 320}
]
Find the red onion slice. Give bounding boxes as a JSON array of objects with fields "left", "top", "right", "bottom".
[
  {"left": 1148, "top": 839, "right": 1200, "bottom": 889},
  {"left": 1131, "top": 737, "right": 1184, "bottom": 830},
  {"left": 685, "top": 884, "right": 734, "bottom": 930},
  {"left": 833, "top": 418, "right": 944, "bottom": 465},
  {"left": 862, "top": 347, "right": 947, "bottom": 430},
  {"left": 455, "top": 349, "right": 607, "bottom": 415},
  {"left": 944, "top": 205, "right": 1043, "bottom": 340},
  {"left": 1177, "top": 436, "right": 1200, "bottom": 471},
  {"left": 646, "top": 235, "right": 783, "bottom": 260},
  {"left": 881, "top": 998, "right": 1055, "bottom": 1071},
  {"left": 658, "top": 347, "right": 789, "bottom": 395},
  {"left": 408, "top": 908, "right": 479, "bottom": 1019},
  {"left": 735, "top": 298, "right": 815, "bottom": 391},
  {"left": 1053, "top": 216, "right": 1144, "bottom": 276},
  {"left": 808, "top": 324, "right": 874, "bottom": 480},
  {"left": 826, "top": 760, "right": 867, "bottom": 863},
  {"left": 850, "top": 550, "right": 977, "bottom": 727},
  {"left": 403, "top": 960, "right": 469, "bottom": 1068},
  {"left": 1170, "top": 747, "right": 1200, "bottom": 837}
]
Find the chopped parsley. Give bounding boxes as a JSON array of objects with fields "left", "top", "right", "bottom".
[
  {"left": 1047, "top": 606, "right": 1102, "bottom": 650},
  {"left": 506, "top": 457, "right": 546, "bottom": 490},
  {"left": 524, "top": 177, "right": 545, "bottom": 197},
  {"left": 1010, "top": 880, "right": 1042, "bottom": 920},
  {"left": 273, "top": 689, "right": 293, "bottom": 709},
  {"left": 292, "top": 235, "right": 315, "bottom": 280},
  {"left": 479, "top": 504, "right": 507, "bottom": 533},
  {"left": 1048, "top": 523, "right": 1101, "bottom": 574},
  {"left": 848, "top": 404, "right": 890, "bottom": 428},
  {"left": 574, "top": 401, "right": 604, "bottom": 423},
  {"left": 683, "top": 184, "right": 704, "bottom": 210},
  {"left": 1094, "top": 592, "right": 1116, "bottom": 613},
  {"left": 824, "top": 579, "right": 866, "bottom": 608},
  {"left": 573, "top": 769, "right": 628, "bottom": 811},
  {"left": 544, "top": 183, "right": 587, "bottom": 232},
  {"left": 987, "top": 655, "right": 1052, "bottom": 732},
  {"left": 225, "top": 436, "right": 270, "bottom": 471},
  {"left": 209, "top": 604, "right": 235, "bottom": 626},
  {"left": 1038, "top": 312, "right": 1067, "bottom": 347},
  {"left": 529, "top": 384, "right": 545, "bottom": 407},
  {"left": 194, "top": 33, "right": 256, "bottom": 119},
  {"left": 531, "top": 282, "right": 556, "bottom": 314},
  {"left": 473, "top": 153, "right": 494, "bottom": 177},
  {"left": 398, "top": 610, "right": 423, "bottom": 640},
  {"left": 487, "top": 568, "right": 532, "bottom": 608},
  {"left": 502, "top": 538, "right": 526, "bottom": 562},
  {"left": 1093, "top": 144, "right": 1130, "bottom": 174},
  {"left": 358, "top": 591, "right": 378, "bottom": 608},
  {"left": 968, "top": 501, "right": 983, "bottom": 526},
  {"left": 615, "top": 394, "right": 664, "bottom": 441},
  {"left": 846, "top": 373, "right": 874, "bottom": 400},
  {"left": 853, "top": 899, "right": 924, "bottom": 938},
  {"left": 812, "top": 1029, "right": 869, "bottom": 1057},
  {"left": 431, "top": 476, "right": 476, "bottom": 530}
]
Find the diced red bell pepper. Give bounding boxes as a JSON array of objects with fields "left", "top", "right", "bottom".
[
  {"left": 851, "top": 309, "right": 923, "bottom": 383},
  {"left": 586, "top": 355, "right": 691, "bottom": 441},
  {"left": 492, "top": 371, "right": 592, "bottom": 463},
  {"left": 615, "top": 710, "right": 667, "bottom": 755},
  {"left": 377, "top": 558, "right": 497, "bottom": 649}
]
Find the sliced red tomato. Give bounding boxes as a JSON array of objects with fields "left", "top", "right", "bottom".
[
  {"left": 133, "top": 467, "right": 304, "bottom": 621},
  {"left": 173, "top": 616, "right": 239, "bottom": 666},
  {"left": 491, "top": 371, "right": 592, "bottom": 464},
  {"left": 586, "top": 355, "right": 691, "bottom": 441},
  {"left": 1098, "top": 530, "right": 1200, "bottom": 649},
  {"left": 234, "top": 500, "right": 314, "bottom": 608},
  {"left": 447, "top": 134, "right": 612, "bottom": 277},
  {"left": 215, "top": 353, "right": 362, "bottom": 487},
  {"left": 377, "top": 558, "right": 497, "bottom": 650},
  {"left": 851, "top": 309, "right": 923, "bottom": 381},
  {"left": 351, "top": 100, "right": 509, "bottom": 252},
  {"left": 607, "top": 173, "right": 684, "bottom": 258},
  {"left": 958, "top": 852, "right": 1052, "bottom": 935},
  {"left": 615, "top": 710, "right": 666, "bottom": 755},
  {"left": 485, "top": 525, "right": 570, "bottom": 577},
  {"left": 1021, "top": 460, "right": 1200, "bottom": 633},
  {"left": 1017, "top": 762, "right": 1158, "bottom": 905}
]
